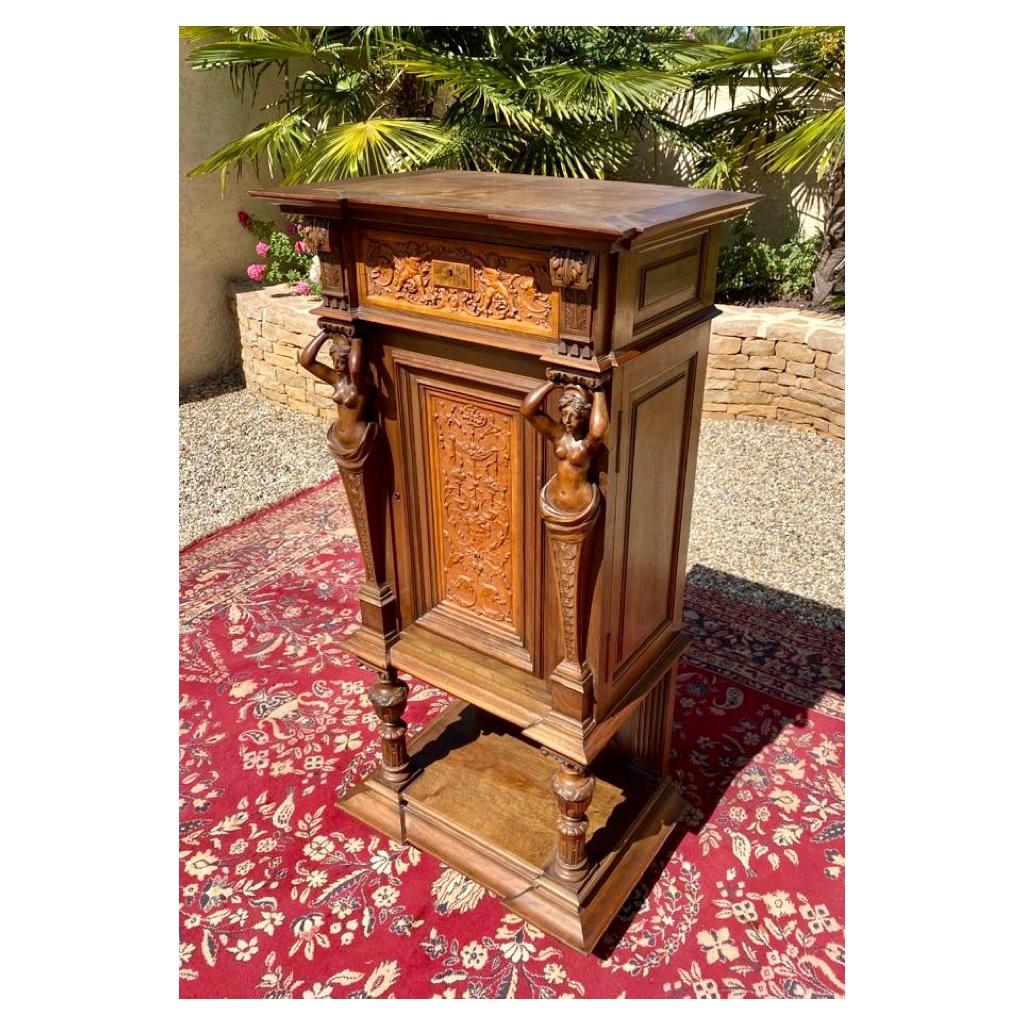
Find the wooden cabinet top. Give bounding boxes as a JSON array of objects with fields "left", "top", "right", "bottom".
[{"left": 251, "top": 169, "right": 758, "bottom": 244}]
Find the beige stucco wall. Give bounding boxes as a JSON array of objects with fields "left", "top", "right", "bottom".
[
  {"left": 179, "top": 41, "right": 286, "bottom": 386},
  {"left": 629, "top": 83, "right": 824, "bottom": 243}
]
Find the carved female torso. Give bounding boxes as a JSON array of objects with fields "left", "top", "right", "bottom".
[
  {"left": 298, "top": 328, "right": 374, "bottom": 455},
  {"left": 521, "top": 380, "right": 608, "bottom": 517}
]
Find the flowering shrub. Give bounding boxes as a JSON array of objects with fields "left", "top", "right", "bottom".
[{"left": 237, "top": 211, "right": 319, "bottom": 295}]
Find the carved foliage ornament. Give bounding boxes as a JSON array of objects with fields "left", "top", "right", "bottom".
[
  {"left": 301, "top": 218, "right": 346, "bottom": 301},
  {"left": 364, "top": 235, "right": 554, "bottom": 333},
  {"left": 549, "top": 249, "right": 596, "bottom": 290},
  {"left": 549, "top": 536, "right": 582, "bottom": 664},
  {"left": 549, "top": 248, "right": 597, "bottom": 358},
  {"left": 429, "top": 395, "right": 515, "bottom": 624},
  {"left": 299, "top": 218, "right": 331, "bottom": 255}
]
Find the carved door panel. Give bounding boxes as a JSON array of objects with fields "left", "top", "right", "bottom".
[{"left": 389, "top": 348, "right": 543, "bottom": 673}]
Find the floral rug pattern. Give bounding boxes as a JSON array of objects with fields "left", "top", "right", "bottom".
[{"left": 180, "top": 479, "right": 845, "bottom": 998}]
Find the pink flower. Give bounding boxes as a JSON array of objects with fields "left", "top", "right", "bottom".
[
  {"left": 238, "top": 211, "right": 251, "bottom": 228},
  {"left": 286, "top": 221, "right": 299, "bottom": 235},
  {"left": 294, "top": 241, "right": 307, "bottom": 254},
  {"left": 294, "top": 281, "right": 311, "bottom": 295},
  {"left": 246, "top": 264, "right": 267, "bottom": 282},
  {"left": 255, "top": 241, "right": 270, "bottom": 256}
]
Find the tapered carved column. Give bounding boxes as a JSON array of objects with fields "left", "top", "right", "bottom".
[
  {"left": 547, "top": 752, "right": 596, "bottom": 883},
  {"left": 368, "top": 668, "right": 410, "bottom": 786},
  {"left": 522, "top": 370, "right": 608, "bottom": 722},
  {"left": 544, "top": 480, "right": 602, "bottom": 710},
  {"left": 298, "top": 320, "right": 398, "bottom": 668}
]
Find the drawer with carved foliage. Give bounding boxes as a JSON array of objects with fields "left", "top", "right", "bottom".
[{"left": 356, "top": 230, "right": 560, "bottom": 339}]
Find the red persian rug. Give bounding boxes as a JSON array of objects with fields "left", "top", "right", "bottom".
[{"left": 180, "top": 478, "right": 845, "bottom": 999}]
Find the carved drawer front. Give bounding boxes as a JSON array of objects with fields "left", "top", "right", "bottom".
[
  {"left": 391, "top": 350, "right": 543, "bottom": 673},
  {"left": 358, "top": 230, "right": 559, "bottom": 338}
]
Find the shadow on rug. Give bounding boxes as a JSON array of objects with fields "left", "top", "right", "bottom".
[{"left": 180, "top": 479, "right": 844, "bottom": 999}]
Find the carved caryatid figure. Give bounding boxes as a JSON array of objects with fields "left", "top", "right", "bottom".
[
  {"left": 298, "top": 327, "right": 377, "bottom": 461},
  {"left": 523, "top": 375, "right": 609, "bottom": 884},
  {"left": 521, "top": 380, "right": 608, "bottom": 519},
  {"left": 299, "top": 325, "right": 409, "bottom": 787}
]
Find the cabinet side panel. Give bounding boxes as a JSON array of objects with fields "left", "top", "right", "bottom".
[
  {"left": 600, "top": 325, "right": 706, "bottom": 714},
  {"left": 616, "top": 370, "right": 690, "bottom": 663}
]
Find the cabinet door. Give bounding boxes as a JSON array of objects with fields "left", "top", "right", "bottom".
[
  {"left": 389, "top": 347, "right": 543, "bottom": 674},
  {"left": 602, "top": 323, "right": 708, "bottom": 710}
]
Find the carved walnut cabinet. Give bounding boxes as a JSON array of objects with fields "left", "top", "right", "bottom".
[{"left": 251, "top": 171, "right": 758, "bottom": 952}]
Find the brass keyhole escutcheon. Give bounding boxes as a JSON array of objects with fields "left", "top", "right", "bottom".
[{"left": 430, "top": 259, "right": 472, "bottom": 290}]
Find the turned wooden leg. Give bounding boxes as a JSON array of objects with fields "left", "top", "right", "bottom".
[
  {"left": 369, "top": 669, "right": 410, "bottom": 786},
  {"left": 552, "top": 760, "right": 596, "bottom": 883}
]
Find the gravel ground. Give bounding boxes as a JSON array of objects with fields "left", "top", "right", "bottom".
[
  {"left": 687, "top": 419, "right": 844, "bottom": 629},
  {"left": 180, "top": 376, "right": 843, "bottom": 627},
  {"left": 179, "top": 371, "right": 334, "bottom": 548}
]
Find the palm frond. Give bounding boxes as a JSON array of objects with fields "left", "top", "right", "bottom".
[
  {"left": 187, "top": 113, "right": 309, "bottom": 190},
  {"left": 179, "top": 26, "right": 232, "bottom": 43},
  {"left": 180, "top": 26, "right": 276, "bottom": 43},
  {"left": 533, "top": 65, "right": 692, "bottom": 124},
  {"left": 762, "top": 105, "right": 845, "bottom": 178},
  {"left": 509, "top": 121, "right": 632, "bottom": 179},
  {"left": 291, "top": 69, "right": 376, "bottom": 123},
  {"left": 185, "top": 37, "right": 324, "bottom": 68},
  {"left": 644, "top": 38, "right": 737, "bottom": 68},
  {"left": 349, "top": 26, "right": 423, "bottom": 56},
  {"left": 391, "top": 50, "right": 544, "bottom": 131},
  {"left": 286, "top": 118, "right": 451, "bottom": 180}
]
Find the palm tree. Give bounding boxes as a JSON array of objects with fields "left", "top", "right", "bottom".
[
  {"left": 183, "top": 26, "right": 844, "bottom": 306},
  {"left": 669, "top": 26, "right": 845, "bottom": 306},
  {"left": 180, "top": 26, "right": 719, "bottom": 183}
]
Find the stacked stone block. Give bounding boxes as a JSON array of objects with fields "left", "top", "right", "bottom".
[
  {"left": 233, "top": 283, "right": 337, "bottom": 422},
  {"left": 231, "top": 286, "right": 845, "bottom": 440},
  {"left": 704, "top": 305, "right": 845, "bottom": 440}
]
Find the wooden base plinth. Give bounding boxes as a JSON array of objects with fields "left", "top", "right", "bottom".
[{"left": 338, "top": 701, "right": 684, "bottom": 954}]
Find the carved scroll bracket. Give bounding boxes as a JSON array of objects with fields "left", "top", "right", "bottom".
[
  {"left": 300, "top": 216, "right": 350, "bottom": 312},
  {"left": 549, "top": 248, "right": 597, "bottom": 360},
  {"left": 545, "top": 367, "right": 610, "bottom": 391}
]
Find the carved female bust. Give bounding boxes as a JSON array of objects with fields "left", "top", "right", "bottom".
[
  {"left": 298, "top": 329, "right": 374, "bottom": 454},
  {"left": 521, "top": 380, "right": 608, "bottom": 517}
]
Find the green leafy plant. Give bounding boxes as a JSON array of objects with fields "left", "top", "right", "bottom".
[
  {"left": 180, "top": 26, "right": 722, "bottom": 183},
  {"left": 237, "top": 211, "right": 318, "bottom": 293},
  {"left": 183, "top": 26, "right": 845, "bottom": 308},
  {"left": 673, "top": 26, "right": 845, "bottom": 306},
  {"left": 715, "top": 219, "right": 820, "bottom": 305}
]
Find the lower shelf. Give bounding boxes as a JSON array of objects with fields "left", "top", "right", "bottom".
[{"left": 338, "top": 700, "right": 684, "bottom": 954}]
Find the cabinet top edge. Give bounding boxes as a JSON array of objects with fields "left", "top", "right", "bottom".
[{"left": 248, "top": 169, "right": 760, "bottom": 243}]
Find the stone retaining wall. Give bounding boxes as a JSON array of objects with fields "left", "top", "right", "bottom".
[
  {"left": 233, "top": 284, "right": 338, "bottom": 422},
  {"left": 231, "top": 285, "right": 845, "bottom": 439},
  {"left": 706, "top": 305, "right": 845, "bottom": 439}
]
